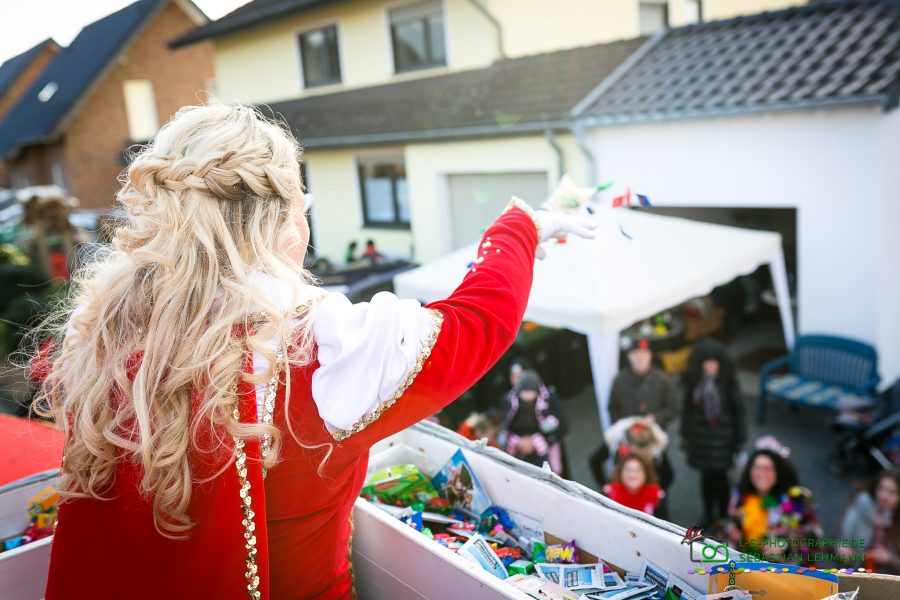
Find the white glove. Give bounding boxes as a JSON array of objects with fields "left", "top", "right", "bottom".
[{"left": 533, "top": 209, "right": 598, "bottom": 260}]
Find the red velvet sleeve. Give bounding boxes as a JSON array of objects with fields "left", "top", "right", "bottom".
[{"left": 335, "top": 205, "right": 538, "bottom": 454}]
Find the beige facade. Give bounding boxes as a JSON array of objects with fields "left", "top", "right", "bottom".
[{"left": 213, "top": 0, "right": 807, "bottom": 105}]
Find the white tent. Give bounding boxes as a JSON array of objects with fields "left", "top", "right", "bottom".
[{"left": 394, "top": 206, "right": 795, "bottom": 430}]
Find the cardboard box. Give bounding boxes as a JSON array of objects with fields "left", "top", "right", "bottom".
[{"left": 0, "top": 470, "right": 58, "bottom": 600}]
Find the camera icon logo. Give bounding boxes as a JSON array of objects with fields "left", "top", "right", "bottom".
[{"left": 682, "top": 526, "right": 729, "bottom": 563}]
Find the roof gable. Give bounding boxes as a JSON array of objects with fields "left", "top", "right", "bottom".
[
  {"left": 576, "top": 0, "right": 900, "bottom": 124},
  {"left": 170, "top": 0, "right": 345, "bottom": 47},
  {"left": 0, "top": 0, "right": 163, "bottom": 157},
  {"left": 0, "top": 39, "right": 58, "bottom": 100}
]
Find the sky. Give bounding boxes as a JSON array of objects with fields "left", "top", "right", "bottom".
[{"left": 0, "top": 0, "right": 250, "bottom": 65}]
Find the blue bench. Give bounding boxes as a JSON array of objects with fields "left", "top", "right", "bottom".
[{"left": 757, "top": 334, "right": 880, "bottom": 424}]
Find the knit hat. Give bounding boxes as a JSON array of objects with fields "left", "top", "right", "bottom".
[{"left": 517, "top": 370, "right": 541, "bottom": 393}]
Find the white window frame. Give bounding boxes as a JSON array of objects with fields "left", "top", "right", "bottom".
[{"left": 638, "top": 0, "right": 670, "bottom": 35}]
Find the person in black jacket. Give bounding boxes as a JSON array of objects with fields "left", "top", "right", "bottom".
[
  {"left": 681, "top": 338, "right": 747, "bottom": 527},
  {"left": 498, "top": 370, "right": 568, "bottom": 476}
]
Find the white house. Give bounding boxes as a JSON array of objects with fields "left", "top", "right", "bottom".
[{"left": 573, "top": 0, "right": 900, "bottom": 388}]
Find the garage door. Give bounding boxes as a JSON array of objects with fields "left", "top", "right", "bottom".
[{"left": 447, "top": 172, "right": 548, "bottom": 250}]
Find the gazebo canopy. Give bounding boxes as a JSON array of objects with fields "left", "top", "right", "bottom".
[{"left": 395, "top": 207, "right": 794, "bottom": 429}]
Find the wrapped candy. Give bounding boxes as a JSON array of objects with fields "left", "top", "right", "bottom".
[{"left": 544, "top": 539, "right": 578, "bottom": 564}]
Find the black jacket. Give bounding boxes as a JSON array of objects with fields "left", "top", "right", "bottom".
[{"left": 680, "top": 374, "right": 747, "bottom": 471}]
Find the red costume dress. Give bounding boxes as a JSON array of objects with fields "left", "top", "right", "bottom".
[{"left": 45, "top": 202, "right": 539, "bottom": 599}]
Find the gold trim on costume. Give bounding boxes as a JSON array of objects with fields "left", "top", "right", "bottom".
[
  {"left": 329, "top": 308, "right": 444, "bottom": 442},
  {"left": 232, "top": 401, "right": 261, "bottom": 600},
  {"left": 503, "top": 197, "right": 542, "bottom": 242}
]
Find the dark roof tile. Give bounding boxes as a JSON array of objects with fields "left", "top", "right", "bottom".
[
  {"left": 268, "top": 37, "right": 645, "bottom": 148},
  {"left": 170, "top": 0, "right": 345, "bottom": 47},
  {"left": 0, "top": 39, "right": 56, "bottom": 99},
  {"left": 579, "top": 0, "right": 900, "bottom": 122}
]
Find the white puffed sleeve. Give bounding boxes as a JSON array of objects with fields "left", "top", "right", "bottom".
[{"left": 311, "top": 291, "right": 442, "bottom": 440}]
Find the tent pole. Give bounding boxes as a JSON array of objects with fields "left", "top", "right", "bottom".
[
  {"left": 770, "top": 247, "right": 796, "bottom": 350},
  {"left": 586, "top": 330, "right": 620, "bottom": 432}
]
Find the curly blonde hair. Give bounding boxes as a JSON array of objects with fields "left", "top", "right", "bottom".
[{"left": 31, "top": 104, "right": 321, "bottom": 536}]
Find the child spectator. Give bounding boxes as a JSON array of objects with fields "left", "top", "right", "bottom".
[{"left": 603, "top": 453, "right": 665, "bottom": 516}]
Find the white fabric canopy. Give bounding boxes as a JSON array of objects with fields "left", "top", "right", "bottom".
[{"left": 394, "top": 207, "right": 795, "bottom": 430}]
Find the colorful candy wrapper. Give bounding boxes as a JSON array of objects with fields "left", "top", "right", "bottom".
[
  {"left": 458, "top": 533, "right": 509, "bottom": 579},
  {"left": 508, "top": 559, "right": 535, "bottom": 575},
  {"left": 361, "top": 464, "right": 438, "bottom": 505},
  {"left": 533, "top": 540, "right": 547, "bottom": 563},
  {"left": 545, "top": 539, "right": 578, "bottom": 564}
]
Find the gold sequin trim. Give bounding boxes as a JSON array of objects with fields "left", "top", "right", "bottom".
[
  {"left": 504, "top": 196, "right": 542, "bottom": 242},
  {"left": 247, "top": 301, "right": 311, "bottom": 324},
  {"left": 348, "top": 514, "right": 357, "bottom": 598},
  {"left": 329, "top": 308, "right": 444, "bottom": 441},
  {"left": 259, "top": 348, "right": 281, "bottom": 476},
  {"left": 232, "top": 399, "right": 261, "bottom": 599}
]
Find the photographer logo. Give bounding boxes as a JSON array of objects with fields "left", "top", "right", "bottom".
[{"left": 682, "top": 526, "right": 729, "bottom": 563}]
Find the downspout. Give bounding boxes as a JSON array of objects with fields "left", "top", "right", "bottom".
[
  {"left": 544, "top": 129, "right": 565, "bottom": 182},
  {"left": 571, "top": 123, "right": 598, "bottom": 187},
  {"left": 464, "top": 0, "right": 505, "bottom": 59}
]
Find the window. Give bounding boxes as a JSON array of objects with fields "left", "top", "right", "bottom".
[
  {"left": 122, "top": 80, "right": 158, "bottom": 141},
  {"left": 639, "top": 0, "right": 669, "bottom": 35},
  {"left": 358, "top": 158, "right": 409, "bottom": 228},
  {"left": 299, "top": 25, "right": 341, "bottom": 87},
  {"left": 389, "top": 1, "right": 446, "bottom": 73},
  {"left": 684, "top": 0, "right": 702, "bottom": 24}
]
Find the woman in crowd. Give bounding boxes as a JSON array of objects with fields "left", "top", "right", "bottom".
[
  {"left": 680, "top": 338, "right": 746, "bottom": 527},
  {"left": 34, "top": 103, "right": 596, "bottom": 599},
  {"left": 725, "top": 442, "right": 823, "bottom": 564},
  {"left": 838, "top": 469, "right": 900, "bottom": 574}
]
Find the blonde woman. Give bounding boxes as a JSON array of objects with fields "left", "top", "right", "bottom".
[{"left": 35, "top": 104, "right": 596, "bottom": 599}]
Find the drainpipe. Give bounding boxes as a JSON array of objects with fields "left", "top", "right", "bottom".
[
  {"left": 464, "top": 0, "right": 505, "bottom": 59},
  {"left": 544, "top": 129, "right": 565, "bottom": 182},
  {"left": 571, "top": 123, "right": 598, "bottom": 187}
]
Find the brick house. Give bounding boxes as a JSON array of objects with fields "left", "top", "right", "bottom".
[
  {"left": 0, "top": 39, "right": 61, "bottom": 187},
  {"left": 0, "top": 0, "right": 214, "bottom": 210}
]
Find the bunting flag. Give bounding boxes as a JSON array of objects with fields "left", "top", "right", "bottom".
[{"left": 636, "top": 193, "right": 652, "bottom": 207}]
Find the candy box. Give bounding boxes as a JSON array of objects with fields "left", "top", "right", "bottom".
[{"left": 1, "top": 470, "right": 59, "bottom": 600}]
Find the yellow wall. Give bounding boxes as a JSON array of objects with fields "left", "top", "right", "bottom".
[
  {"left": 304, "top": 133, "right": 585, "bottom": 265},
  {"left": 213, "top": 0, "right": 496, "bottom": 105},
  {"left": 211, "top": 0, "right": 810, "bottom": 105},
  {"left": 484, "top": 0, "right": 638, "bottom": 53},
  {"left": 304, "top": 146, "right": 414, "bottom": 264},
  {"left": 703, "top": 0, "right": 804, "bottom": 21}
]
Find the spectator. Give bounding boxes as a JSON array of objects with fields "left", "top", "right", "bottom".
[
  {"left": 498, "top": 370, "right": 566, "bottom": 475},
  {"left": 344, "top": 241, "right": 358, "bottom": 264},
  {"left": 681, "top": 338, "right": 746, "bottom": 527},
  {"left": 362, "top": 239, "right": 384, "bottom": 265},
  {"left": 838, "top": 469, "right": 900, "bottom": 574},
  {"left": 457, "top": 411, "right": 501, "bottom": 448},
  {"left": 603, "top": 453, "right": 664, "bottom": 516},
  {"left": 590, "top": 337, "right": 677, "bottom": 492},
  {"left": 725, "top": 443, "right": 823, "bottom": 564}
]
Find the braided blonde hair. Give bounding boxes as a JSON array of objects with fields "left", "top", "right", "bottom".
[{"left": 32, "top": 104, "right": 320, "bottom": 536}]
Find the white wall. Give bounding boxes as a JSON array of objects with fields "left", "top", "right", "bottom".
[
  {"left": 585, "top": 106, "right": 900, "bottom": 387},
  {"left": 405, "top": 133, "right": 586, "bottom": 261},
  {"left": 877, "top": 110, "right": 900, "bottom": 390}
]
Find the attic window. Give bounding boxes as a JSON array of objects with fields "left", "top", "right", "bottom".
[{"left": 38, "top": 82, "right": 58, "bottom": 102}]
